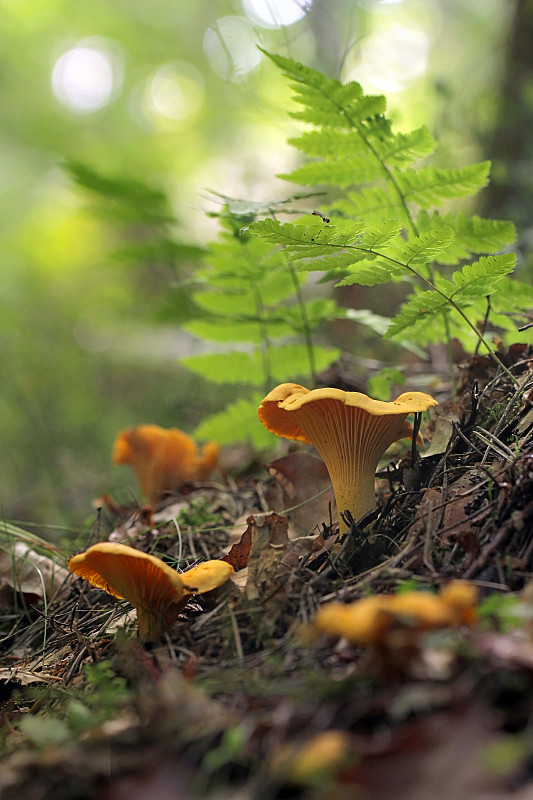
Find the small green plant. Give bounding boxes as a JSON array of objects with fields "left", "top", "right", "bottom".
[
  {"left": 68, "top": 52, "right": 533, "bottom": 446},
  {"left": 248, "top": 52, "right": 532, "bottom": 391},
  {"left": 181, "top": 211, "right": 340, "bottom": 447}
]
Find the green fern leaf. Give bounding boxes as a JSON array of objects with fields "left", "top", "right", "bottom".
[
  {"left": 392, "top": 226, "right": 456, "bottom": 264},
  {"left": 194, "top": 394, "right": 276, "bottom": 448},
  {"left": 288, "top": 129, "right": 370, "bottom": 158},
  {"left": 417, "top": 212, "right": 516, "bottom": 264},
  {"left": 183, "top": 344, "right": 339, "bottom": 386},
  {"left": 385, "top": 290, "right": 453, "bottom": 339},
  {"left": 396, "top": 162, "right": 491, "bottom": 208},
  {"left": 386, "top": 253, "right": 517, "bottom": 340},
  {"left": 359, "top": 220, "right": 403, "bottom": 248},
  {"left": 375, "top": 126, "right": 437, "bottom": 166},
  {"left": 281, "top": 156, "right": 383, "bottom": 188},
  {"left": 447, "top": 253, "right": 517, "bottom": 298},
  {"left": 343, "top": 308, "right": 426, "bottom": 356},
  {"left": 249, "top": 218, "right": 366, "bottom": 255},
  {"left": 182, "top": 351, "right": 266, "bottom": 385},
  {"left": 185, "top": 318, "right": 293, "bottom": 343},
  {"left": 262, "top": 51, "right": 388, "bottom": 130},
  {"left": 334, "top": 260, "right": 404, "bottom": 287},
  {"left": 333, "top": 187, "right": 409, "bottom": 225}
]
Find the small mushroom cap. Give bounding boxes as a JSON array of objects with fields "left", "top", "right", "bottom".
[
  {"left": 68, "top": 542, "right": 185, "bottom": 602},
  {"left": 182, "top": 560, "right": 235, "bottom": 594},
  {"left": 258, "top": 383, "right": 438, "bottom": 444},
  {"left": 68, "top": 543, "right": 234, "bottom": 641},
  {"left": 112, "top": 424, "right": 220, "bottom": 503},
  {"left": 313, "top": 597, "right": 394, "bottom": 645},
  {"left": 313, "top": 581, "right": 478, "bottom": 646}
]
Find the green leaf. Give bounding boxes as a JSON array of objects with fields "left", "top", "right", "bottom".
[
  {"left": 182, "top": 351, "right": 269, "bottom": 386},
  {"left": 343, "top": 308, "right": 426, "bottom": 357},
  {"left": 194, "top": 394, "right": 276, "bottom": 448},
  {"left": 280, "top": 155, "right": 383, "bottom": 188},
  {"left": 359, "top": 220, "right": 403, "bottom": 248},
  {"left": 375, "top": 126, "right": 437, "bottom": 166},
  {"left": 385, "top": 254, "right": 516, "bottom": 341},
  {"left": 396, "top": 162, "right": 491, "bottom": 208},
  {"left": 182, "top": 345, "right": 339, "bottom": 386},
  {"left": 392, "top": 226, "right": 456, "bottom": 264},
  {"left": 448, "top": 253, "right": 517, "bottom": 298},
  {"left": 334, "top": 259, "right": 403, "bottom": 287},
  {"left": 386, "top": 289, "right": 453, "bottom": 339},
  {"left": 249, "top": 218, "right": 365, "bottom": 253},
  {"left": 333, "top": 186, "right": 410, "bottom": 225},
  {"left": 417, "top": 212, "right": 516, "bottom": 264},
  {"left": 185, "top": 317, "right": 293, "bottom": 343},
  {"left": 367, "top": 368, "right": 406, "bottom": 400}
]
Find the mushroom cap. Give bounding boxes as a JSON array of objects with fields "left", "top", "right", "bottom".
[
  {"left": 258, "top": 383, "right": 438, "bottom": 444},
  {"left": 313, "top": 582, "right": 478, "bottom": 646},
  {"left": 68, "top": 542, "right": 185, "bottom": 601},
  {"left": 112, "top": 424, "right": 220, "bottom": 503},
  {"left": 258, "top": 383, "right": 438, "bottom": 528},
  {"left": 68, "top": 542, "right": 233, "bottom": 641}
]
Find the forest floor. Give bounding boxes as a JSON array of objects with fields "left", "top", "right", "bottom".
[{"left": 1, "top": 346, "right": 533, "bottom": 800}]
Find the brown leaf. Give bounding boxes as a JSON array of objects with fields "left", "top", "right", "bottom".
[
  {"left": 439, "top": 473, "right": 485, "bottom": 559},
  {"left": 245, "top": 513, "right": 291, "bottom": 617},
  {"left": 221, "top": 523, "right": 252, "bottom": 571},
  {"left": 0, "top": 544, "right": 69, "bottom": 605},
  {"left": 265, "top": 452, "right": 337, "bottom": 536}
]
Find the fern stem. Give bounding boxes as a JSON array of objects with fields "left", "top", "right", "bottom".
[
  {"left": 442, "top": 313, "right": 458, "bottom": 399},
  {"left": 287, "top": 261, "right": 318, "bottom": 385},
  {"left": 252, "top": 280, "right": 274, "bottom": 392},
  {"left": 366, "top": 249, "right": 520, "bottom": 387}
]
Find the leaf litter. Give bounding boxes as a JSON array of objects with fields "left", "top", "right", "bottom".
[{"left": 1, "top": 347, "right": 533, "bottom": 798}]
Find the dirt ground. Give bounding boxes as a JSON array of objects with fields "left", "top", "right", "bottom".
[{"left": 1, "top": 346, "right": 533, "bottom": 800}]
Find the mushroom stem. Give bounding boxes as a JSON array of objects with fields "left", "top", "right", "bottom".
[
  {"left": 333, "top": 474, "right": 377, "bottom": 534},
  {"left": 258, "top": 384, "right": 438, "bottom": 537}
]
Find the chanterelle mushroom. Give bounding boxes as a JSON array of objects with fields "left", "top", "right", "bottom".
[
  {"left": 69, "top": 542, "right": 233, "bottom": 641},
  {"left": 112, "top": 424, "right": 219, "bottom": 504},
  {"left": 258, "top": 384, "right": 437, "bottom": 533}
]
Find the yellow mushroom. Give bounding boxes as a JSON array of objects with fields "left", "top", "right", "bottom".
[
  {"left": 258, "top": 384, "right": 438, "bottom": 533},
  {"left": 112, "top": 424, "right": 219, "bottom": 505},
  {"left": 312, "top": 581, "right": 478, "bottom": 647},
  {"left": 68, "top": 542, "right": 233, "bottom": 641}
]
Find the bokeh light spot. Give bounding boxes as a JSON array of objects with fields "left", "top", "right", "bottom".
[
  {"left": 348, "top": 25, "right": 429, "bottom": 93},
  {"left": 203, "top": 16, "right": 261, "bottom": 82},
  {"left": 149, "top": 63, "right": 205, "bottom": 122},
  {"left": 51, "top": 39, "right": 122, "bottom": 113},
  {"left": 242, "top": 0, "right": 306, "bottom": 28}
]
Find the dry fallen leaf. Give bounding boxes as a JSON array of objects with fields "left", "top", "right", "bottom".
[
  {"left": 265, "top": 452, "right": 337, "bottom": 536},
  {"left": 0, "top": 543, "right": 69, "bottom": 606}
]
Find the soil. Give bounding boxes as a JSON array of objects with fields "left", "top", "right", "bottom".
[{"left": 1, "top": 346, "right": 533, "bottom": 800}]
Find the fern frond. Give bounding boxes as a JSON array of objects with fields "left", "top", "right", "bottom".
[
  {"left": 185, "top": 318, "right": 289, "bottom": 344},
  {"left": 386, "top": 290, "right": 453, "bottom": 338},
  {"left": 281, "top": 156, "right": 383, "bottom": 188},
  {"left": 262, "top": 51, "right": 385, "bottom": 129},
  {"left": 335, "top": 260, "right": 404, "bottom": 287},
  {"left": 333, "top": 187, "right": 409, "bottom": 225},
  {"left": 396, "top": 162, "right": 491, "bottom": 208},
  {"left": 194, "top": 394, "right": 275, "bottom": 448},
  {"left": 249, "top": 218, "right": 366, "bottom": 256},
  {"left": 447, "top": 253, "right": 517, "bottom": 298},
  {"left": 182, "top": 344, "right": 339, "bottom": 386},
  {"left": 374, "top": 126, "right": 437, "bottom": 166},
  {"left": 386, "top": 253, "right": 517, "bottom": 339},
  {"left": 359, "top": 220, "right": 403, "bottom": 248},
  {"left": 392, "top": 226, "right": 456, "bottom": 264},
  {"left": 417, "top": 211, "right": 516, "bottom": 264}
]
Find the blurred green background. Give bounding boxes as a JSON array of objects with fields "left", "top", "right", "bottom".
[{"left": 1, "top": 0, "right": 530, "bottom": 529}]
